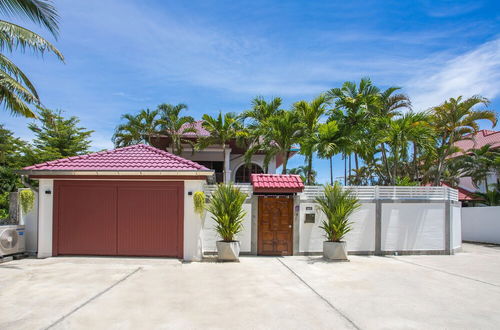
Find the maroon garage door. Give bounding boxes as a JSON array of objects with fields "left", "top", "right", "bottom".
[{"left": 53, "top": 180, "right": 183, "bottom": 258}]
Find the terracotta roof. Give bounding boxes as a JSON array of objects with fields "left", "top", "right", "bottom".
[
  {"left": 450, "top": 129, "right": 500, "bottom": 158},
  {"left": 251, "top": 174, "right": 304, "bottom": 193},
  {"left": 179, "top": 121, "right": 210, "bottom": 137},
  {"left": 439, "top": 182, "right": 481, "bottom": 201},
  {"left": 23, "top": 144, "right": 210, "bottom": 171}
]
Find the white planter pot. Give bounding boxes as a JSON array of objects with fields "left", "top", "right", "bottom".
[
  {"left": 216, "top": 241, "right": 240, "bottom": 261},
  {"left": 323, "top": 241, "right": 348, "bottom": 260}
]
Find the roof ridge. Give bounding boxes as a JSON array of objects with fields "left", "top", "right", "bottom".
[{"left": 138, "top": 144, "right": 204, "bottom": 169}]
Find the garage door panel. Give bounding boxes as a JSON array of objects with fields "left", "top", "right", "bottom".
[
  {"left": 57, "top": 183, "right": 117, "bottom": 255},
  {"left": 117, "top": 186, "right": 180, "bottom": 256},
  {"left": 54, "top": 180, "right": 183, "bottom": 258}
]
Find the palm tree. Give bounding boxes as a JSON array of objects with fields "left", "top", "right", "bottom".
[
  {"left": 241, "top": 96, "right": 282, "bottom": 127},
  {"left": 316, "top": 120, "right": 341, "bottom": 184},
  {"left": 198, "top": 112, "right": 242, "bottom": 182},
  {"left": 289, "top": 166, "right": 317, "bottom": 184},
  {"left": 294, "top": 94, "right": 329, "bottom": 184},
  {"left": 327, "top": 78, "right": 381, "bottom": 182},
  {"left": 0, "top": 0, "right": 64, "bottom": 118},
  {"left": 252, "top": 110, "right": 302, "bottom": 174},
  {"left": 430, "top": 96, "right": 497, "bottom": 186},
  {"left": 456, "top": 144, "right": 499, "bottom": 193},
  {"left": 112, "top": 109, "right": 160, "bottom": 147},
  {"left": 157, "top": 103, "right": 195, "bottom": 155},
  {"left": 383, "top": 112, "right": 432, "bottom": 185}
]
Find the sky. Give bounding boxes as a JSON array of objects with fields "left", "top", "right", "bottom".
[{"left": 1, "top": 0, "right": 500, "bottom": 184}]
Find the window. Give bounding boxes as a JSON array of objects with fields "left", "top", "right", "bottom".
[{"left": 235, "top": 163, "right": 263, "bottom": 183}]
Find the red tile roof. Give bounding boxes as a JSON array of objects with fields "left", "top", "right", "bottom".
[
  {"left": 439, "top": 182, "right": 481, "bottom": 201},
  {"left": 23, "top": 144, "right": 210, "bottom": 172},
  {"left": 450, "top": 129, "right": 500, "bottom": 158},
  {"left": 179, "top": 121, "right": 210, "bottom": 138},
  {"left": 251, "top": 174, "right": 304, "bottom": 193}
]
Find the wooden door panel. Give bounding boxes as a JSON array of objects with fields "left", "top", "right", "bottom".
[{"left": 258, "top": 197, "right": 293, "bottom": 255}]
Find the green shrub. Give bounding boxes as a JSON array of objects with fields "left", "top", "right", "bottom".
[
  {"left": 206, "top": 183, "right": 246, "bottom": 242},
  {"left": 20, "top": 189, "right": 35, "bottom": 214},
  {"left": 193, "top": 191, "right": 206, "bottom": 215},
  {"left": 315, "top": 182, "right": 361, "bottom": 242}
]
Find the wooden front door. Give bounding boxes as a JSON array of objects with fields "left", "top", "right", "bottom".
[{"left": 258, "top": 196, "right": 293, "bottom": 255}]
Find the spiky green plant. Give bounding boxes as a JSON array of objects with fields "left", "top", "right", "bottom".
[
  {"left": 315, "top": 182, "right": 361, "bottom": 242},
  {"left": 206, "top": 183, "right": 246, "bottom": 241}
]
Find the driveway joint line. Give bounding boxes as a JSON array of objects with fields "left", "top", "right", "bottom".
[
  {"left": 276, "top": 258, "right": 361, "bottom": 330},
  {"left": 391, "top": 257, "right": 500, "bottom": 288},
  {"left": 43, "top": 267, "right": 142, "bottom": 330}
]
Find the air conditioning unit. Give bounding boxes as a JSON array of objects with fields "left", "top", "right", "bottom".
[{"left": 0, "top": 225, "right": 25, "bottom": 257}]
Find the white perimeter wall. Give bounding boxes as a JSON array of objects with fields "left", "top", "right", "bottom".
[
  {"left": 298, "top": 202, "right": 376, "bottom": 253},
  {"left": 381, "top": 203, "right": 445, "bottom": 251},
  {"left": 462, "top": 206, "right": 500, "bottom": 244},
  {"left": 37, "top": 179, "right": 53, "bottom": 258},
  {"left": 452, "top": 204, "right": 462, "bottom": 249}
]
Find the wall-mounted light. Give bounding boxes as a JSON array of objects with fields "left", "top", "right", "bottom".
[
  {"left": 45, "top": 190, "right": 52, "bottom": 195},
  {"left": 187, "top": 191, "right": 193, "bottom": 196}
]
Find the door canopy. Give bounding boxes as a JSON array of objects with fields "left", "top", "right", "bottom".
[{"left": 250, "top": 174, "right": 304, "bottom": 193}]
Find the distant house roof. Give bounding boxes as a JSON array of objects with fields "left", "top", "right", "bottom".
[
  {"left": 251, "top": 174, "right": 304, "bottom": 193},
  {"left": 22, "top": 144, "right": 210, "bottom": 173},
  {"left": 450, "top": 129, "right": 500, "bottom": 158},
  {"left": 439, "top": 182, "right": 481, "bottom": 201},
  {"left": 179, "top": 121, "right": 210, "bottom": 138}
]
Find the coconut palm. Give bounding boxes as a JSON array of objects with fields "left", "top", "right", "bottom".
[
  {"left": 430, "top": 96, "right": 497, "bottom": 186},
  {"left": 241, "top": 96, "right": 282, "bottom": 128},
  {"left": 288, "top": 166, "right": 316, "bottom": 184},
  {"left": 0, "top": 0, "right": 64, "bottom": 118},
  {"left": 294, "top": 94, "right": 329, "bottom": 184},
  {"left": 198, "top": 112, "right": 242, "bottom": 182},
  {"left": 157, "top": 103, "right": 195, "bottom": 155}
]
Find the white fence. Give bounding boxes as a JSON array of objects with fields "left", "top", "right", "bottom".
[
  {"left": 462, "top": 206, "right": 500, "bottom": 244},
  {"left": 203, "top": 184, "right": 458, "bottom": 201},
  {"left": 203, "top": 183, "right": 253, "bottom": 198},
  {"left": 303, "top": 185, "right": 458, "bottom": 201}
]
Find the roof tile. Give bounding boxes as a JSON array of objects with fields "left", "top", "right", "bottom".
[
  {"left": 251, "top": 174, "right": 304, "bottom": 193},
  {"left": 23, "top": 144, "right": 209, "bottom": 172}
]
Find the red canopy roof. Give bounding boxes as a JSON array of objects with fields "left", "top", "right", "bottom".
[
  {"left": 251, "top": 174, "right": 304, "bottom": 193},
  {"left": 23, "top": 144, "right": 209, "bottom": 172}
]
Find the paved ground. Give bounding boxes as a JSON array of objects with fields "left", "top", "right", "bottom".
[{"left": 1, "top": 243, "right": 500, "bottom": 330}]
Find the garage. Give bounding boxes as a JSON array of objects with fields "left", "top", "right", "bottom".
[
  {"left": 54, "top": 180, "right": 183, "bottom": 257},
  {"left": 20, "top": 144, "right": 213, "bottom": 259}
]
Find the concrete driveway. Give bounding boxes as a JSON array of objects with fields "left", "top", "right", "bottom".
[{"left": 1, "top": 243, "right": 500, "bottom": 330}]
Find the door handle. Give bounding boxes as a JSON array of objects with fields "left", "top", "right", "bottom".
[{"left": 289, "top": 225, "right": 292, "bottom": 228}]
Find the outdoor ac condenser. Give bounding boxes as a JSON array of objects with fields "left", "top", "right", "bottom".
[{"left": 0, "top": 225, "right": 25, "bottom": 257}]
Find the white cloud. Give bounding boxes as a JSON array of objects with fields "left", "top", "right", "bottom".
[{"left": 407, "top": 38, "right": 500, "bottom": 111}]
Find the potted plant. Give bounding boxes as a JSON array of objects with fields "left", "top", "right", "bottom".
[
  {"left": 206, "top": 183, "right": 247, "bottom": 261},
  {"left": 315, "top": 182, "right": 360, "bottom": 261}
]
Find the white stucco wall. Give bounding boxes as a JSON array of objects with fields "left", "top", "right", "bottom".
[
  {"left": 462, "top": 206, "right": 500, "bottom": 244},
  {"left": 298, "top": 202, "right": 376, "bottom": 253},
  {"left": 202, "top": 202, "right": 253, "bottom": 253},
  {"left": 230, "top": 154, "right": 277, "bottom": 181},
  {"left": 18, "top": 189, "right": 38, "bottom": 254},
  {"left": 183, "top": 180, "right": 206, "bottom": 261},
  {"left": 37, "top": 179, "right": 54, "bottom": 258},
  {"left": 381, "top": 203, "right": 445, "bottom": 251},
  {"left": 452, "top": 204, "right": 462, "bottom": 249}
]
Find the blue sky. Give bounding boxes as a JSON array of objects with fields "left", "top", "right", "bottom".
[{"left": 2, "top": 0, "right": 500, "bottom": 183}]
